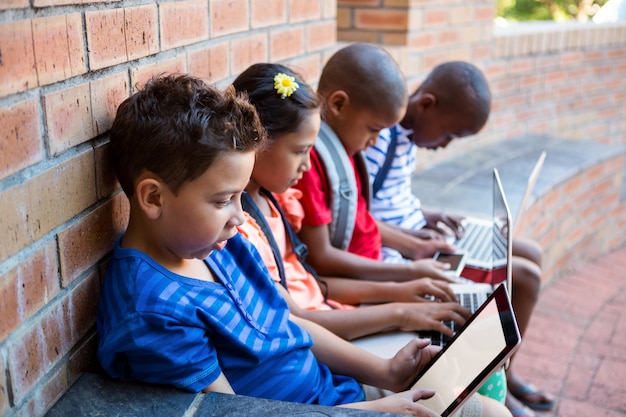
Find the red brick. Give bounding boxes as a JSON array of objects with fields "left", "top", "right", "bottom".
[
  {"left": 187, "top": 41, "right": 230, "bottom": 83},
  {"left": 0, "top": 99, "right": 43, "bottom": 179},
  {"left": 474, "top": 5, "right": 495, "bottom": 21},
  {"left": 130, "top": 55, "right": 187, "bottom": 92},
  {"left": 307, "top": 21, "right": 337, "bottom": 52},
  {"left": 90, "top": 71, "right": 130, "bottom": 136},
  {"left": 0, "top": 241, "right": 59, "bottom": 343},
  {"left": 408, "top": 32, "right": 434, "bottom": 48},
  {"left": 95, "top": 142, "right": 119, "bottom": 200},
  {"left": 210, "top": 0, "right": 250, "bottom": 38},
  {"left": 124, "top": 4, "right": 159, "bottom": 60},
  {"left": 68, "top": 332, "right": 99, "bottom": 380},
  {"left": 337, "top": 7, "right": 352, "bottom": 29},
  {"left": 32, "top": 14, "right": 86, "bottom": 87},
  {"left": 230, "top": 33, "right": 269, "bottom": 75},
  {"left": 85, "top": 9, "right": 127, "bottom": 71},
  {"left": 58, "top": 193, "right": 129, "bottom": 286},
  {"left": 424, "top": 9, "right": 448, "bottom": 27},
  {"left": 0, "top": 0, "right": 28, "bottom": 9},
  {"left": 321, "top": 0, "right": 337, "bottom": 18},
  {"left": 0, "top": 20, "right": 37, "bottom": 97},
  {"left": 436, "top": 29, "right": 459, "bottom": 46},
  {"left": 43, "top": 82, "right": 95, "bottom": 155},
  {"left": 7, "top": 272, "right": 99, "bottom": 402},
  {"left": 11, "top": 365, "right": 69, "bottom": 417},
  {"left": 0, "top": 148, "right": 96, "bottom": 263},
  {"left": 270, "top": 27, "right": 305, "bottom": 62},
  {"left": 287, "top": 53, "right": 323, "bottom": 85},
  {"left": 160, "top": 0, "right": 208, "bottom": 50},
  {"left": 337, "top": 29, "right": 379, "bottom": 43},
  {"left": 289, "top": 0, "right": 321, "bottom": 22},
  {"left": 355, "top": 9, "right": 409, "bottom": 30},
  {"left": 251, "top": 0, "right": 287, "bottom": 29}
]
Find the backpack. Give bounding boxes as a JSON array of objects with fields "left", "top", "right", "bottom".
[{"left": 314, "top": 121, "right": 370, "bottom": 250}]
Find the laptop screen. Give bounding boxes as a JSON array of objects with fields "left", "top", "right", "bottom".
[{"left": 491, "top": 169, "right": 513, "bottom": 292}]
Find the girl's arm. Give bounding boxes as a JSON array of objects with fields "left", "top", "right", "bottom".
[
  {"left": 377, "top": 220, "right": 454, "bottom": 260},
  {"left": 298, "top": 224, "right": 449, "bottom": 282}
]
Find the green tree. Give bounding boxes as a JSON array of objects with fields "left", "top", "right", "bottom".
[{"left": 497, "top": 0, "right": 609, "bottom": 21}]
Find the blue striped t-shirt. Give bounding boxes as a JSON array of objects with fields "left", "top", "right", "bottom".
[
  {"left": 365, "top": 125, "right": 427, "bottom": 230},
  {"left": 97, "top": 233, "right": 363, "bottom": 404}
]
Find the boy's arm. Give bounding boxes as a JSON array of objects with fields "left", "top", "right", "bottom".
[
  {"left": 202, "top": 373, "right": 235, "bottom": 394},
  {"left": 289, "top": 314, "right": 438, "bottom": 392},
  {"left": 298, "top": 223, "right": 453, "bottom": 283},
  {"left": 377, "top": 220, "right": 454, "bottom": 259}
]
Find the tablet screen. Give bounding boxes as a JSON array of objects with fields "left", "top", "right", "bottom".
[{"left": 410, "top": 285, "right": 519, "bottom": 416}]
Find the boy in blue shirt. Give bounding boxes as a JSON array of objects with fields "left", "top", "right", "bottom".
[{"left": 96, "top": 73, "right": 447, "bottom": 416}]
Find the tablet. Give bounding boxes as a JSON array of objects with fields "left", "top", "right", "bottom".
[{"left": 409, "top": 284, "right": 521, "bottom": 417}]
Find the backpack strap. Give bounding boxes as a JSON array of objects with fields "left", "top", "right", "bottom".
[
  {"left": 241, "top": 191, "right": 288, "bottom": 290},
  {"left": 243, "top": 189, "right": 335, "bottom": 308},
  {"left": 371, "top": 125, "right": 398, "bottom": 198},
  {"left": 314, "top": 121, "right": 357, "bottom": 250},
  {"left": 354, "top": 151, "right": 371, "bottom": 210}
]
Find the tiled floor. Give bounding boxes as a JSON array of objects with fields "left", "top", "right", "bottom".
[{"left": 513, "top": 246, "right": 626, "bottom": 417}]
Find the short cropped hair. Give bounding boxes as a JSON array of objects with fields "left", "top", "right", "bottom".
[
  {"left": 110, "top": 74, "right": 266, "bottom": 197},
  {"left": 232, "top": 63, "right": 320, "bottom": 140},
  {"left": 318, "top": 43, "right": 406, "bottom": 114},
  {"left": 418, "top": 61, "right": 491, "bottom": 128}
]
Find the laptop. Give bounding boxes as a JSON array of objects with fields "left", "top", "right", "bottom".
[
  {"left": 421, "top": 167, "right": 514, "bottom": 346},
  {"left": 409, "top": 284, "right": 521, "bottom": 417},
  {"left": 452, "top": 152, "right": 546, "bottom": 272}
]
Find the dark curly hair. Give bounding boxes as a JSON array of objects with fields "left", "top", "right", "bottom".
[{"left": 109, "top": 74, "right": 266, "bottom": 197}]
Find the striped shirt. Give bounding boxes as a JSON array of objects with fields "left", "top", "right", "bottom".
[
  {"left": 97, "top": 233, "right": 363, "bottom": 404},
  {"left": 365, "top": 124, "right": 427, "bottom": 230}
]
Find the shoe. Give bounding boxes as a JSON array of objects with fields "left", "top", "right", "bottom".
[{"left": 509, "top": 382, "right": 556, "bottom": 411}]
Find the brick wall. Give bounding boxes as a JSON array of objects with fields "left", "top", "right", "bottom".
[{"left": 0, "top": 1, "right": 625, "bottom": 416}]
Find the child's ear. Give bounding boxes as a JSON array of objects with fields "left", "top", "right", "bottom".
[
  {"left": 418, "top": 93, "right": 436, "bottom": 111},
  {"left": 326, "top": 90, "right": 349, "bottom": 116},
  {"left": 135, "top": 177, "right": 164, "bottom": 220}
]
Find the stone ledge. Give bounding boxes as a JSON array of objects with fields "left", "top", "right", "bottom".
[
  {"left": 411, "top": 134, "right": 626, "bottom": 284},
  {"left": 45, "top": 372, "right": 403, "bottom": 417}
]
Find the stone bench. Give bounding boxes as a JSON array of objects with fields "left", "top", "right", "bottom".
[
  {"left": 45, "top": 372, "right": 403, "bottom": 417},
  {"left": 411, "top": 134, "right": 626, "bottom": 284}
]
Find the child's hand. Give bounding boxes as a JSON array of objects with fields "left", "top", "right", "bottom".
[
  {"left": 391, "top": 278, "right": 457, "bottom": 302},
  {"left": 345, "top": 389, "right": 440, "bottom": 416},
  {"left": 408, "top": 258, "right": 460, "bottom": 283},
  {"left": 394, "top": 302, "right": 471, "bottom": 336},
  {"left": 385, "top": 338, "right": 441, "bottom": 392},
  {"left": 423, "top": 210, "right": 465, "bottom": 239}
]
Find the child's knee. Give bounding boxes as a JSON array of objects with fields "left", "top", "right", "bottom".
[{"left": 512, "top": 237, "right": 542, "bottom": 267}]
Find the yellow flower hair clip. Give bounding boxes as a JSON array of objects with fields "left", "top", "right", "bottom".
[{"left": 274, "top": 73, "right": 299, "bottom": 99}]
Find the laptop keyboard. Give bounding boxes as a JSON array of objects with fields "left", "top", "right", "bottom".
[
  {"left": 455, "top": 222, "right": 507, "bottom": 263},
  {"left": 418, "top": 290, "right": 491, "bottom": 347}
]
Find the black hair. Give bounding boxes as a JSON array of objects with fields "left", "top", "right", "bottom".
[
  {"left": 318, "top": 43, "right": 407, "bottom": 115},
  {"left": 232, "top": 63, "right": 320, "bottom": 139}
]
